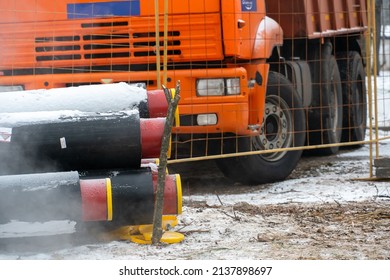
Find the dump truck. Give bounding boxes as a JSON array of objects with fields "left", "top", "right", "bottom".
[{"left": 0, "top": 0, "right": 368, "bottom": 184}]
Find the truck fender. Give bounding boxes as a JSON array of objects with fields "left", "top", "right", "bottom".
[
  {"left": 284, "top": 60, "right": 312, "bottom": 109},
  {"left": 252, "top": 16, "right": 283, "bottom": 59}
]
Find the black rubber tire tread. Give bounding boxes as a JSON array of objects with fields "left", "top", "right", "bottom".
[
  {"left": 337, "top": 51, "right": 367, "bottom": 144},
  {"left": 216, "top": 72, "right": 306, "bottom": 185},
  {"left": 307, "top": 42, "right": 343, "bottom": 155}
]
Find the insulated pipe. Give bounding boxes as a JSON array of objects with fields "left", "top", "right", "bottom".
[
  {"left": 0, "top": 111, "right": 141, "bottom": 175},
  {"left": 81, "top": 168, "right": 183, "bottom": 218},
  {"left": 0, "top": 83, "right": 168, "bottom": 118},
  {"left": 0, "top": 111, "right": 165, "bottom": 175},
  {"left": 0, "top": 172, "right": 82, "bottom": 223},
  {"left": 0, "top": 169, "right": 181, "bottom": 226},
  {"left": 82, "top": 169, "right": 155, "bottom": 226}
]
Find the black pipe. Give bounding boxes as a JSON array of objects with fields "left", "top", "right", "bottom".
[
  {"left": 0, "top": 170, "right": 155, "bottom": 227},
  {"left": 110, "top": 169, "right": 154, "bottom": 226},
  {"left": 0, "top": 172, "right": 82, "bottom": 223},
  {"left": 0, "top": 112, "right": 142, "bottom": 175}
]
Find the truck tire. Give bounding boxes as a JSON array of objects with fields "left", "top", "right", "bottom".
[
  {"left": 308, "top": 42, "right": 343, "bottom": 155},
  {"left": 216, "top": 71, "right": 306, "bottom": 185},
  {"left": 337, "top": 51, "right": 367, "bottom": 144}
]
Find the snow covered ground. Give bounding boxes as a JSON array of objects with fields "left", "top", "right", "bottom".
[{"left": 0, "top": 72, "right": 389, "bottom": 260}]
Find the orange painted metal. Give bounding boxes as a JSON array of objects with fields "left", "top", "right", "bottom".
[
  {"left": 265, "top": 0, "right": 368, "bottom": 39},
  {"left": 222, "top": 0, "right": 267, "bottom": 59}
]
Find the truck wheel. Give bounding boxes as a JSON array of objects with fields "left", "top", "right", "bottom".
[
  {"left": 337, "top": 51, "right": 367, "bottom": 144},
  {"left": 216, "top": 71, "right": 306, "bottom": 185},
  {"left": 308, "top": 42, "right": 343, "bottom": 155}
]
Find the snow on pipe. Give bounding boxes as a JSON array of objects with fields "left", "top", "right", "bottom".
[
  {"left": 0, "top": 110, "right": 166, "bottom": 175},
  {"left": 0, "top": 169, "right": 182, "bottom": 226},
  {"left": 0, "top": 82, "right": 168, "bottom": 119}
]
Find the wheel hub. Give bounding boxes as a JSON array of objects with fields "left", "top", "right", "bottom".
[{"left": 254, "top": 95, "right": 293, "bottom": 162}]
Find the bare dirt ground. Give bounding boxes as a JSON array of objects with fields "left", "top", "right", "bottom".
[
  {"left": 181, "top": 198, "right": 390, "bottom": 260},
  {"left": 167, "top": 148, "right": 390, "bottom": 260}
]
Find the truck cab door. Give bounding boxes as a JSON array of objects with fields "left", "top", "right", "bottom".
[{"left": 222, "top": 0, "right": 267, "bottom": 59}]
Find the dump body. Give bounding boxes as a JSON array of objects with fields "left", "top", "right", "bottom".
[{"left": 265, "top": 0, "right": 367, "bottom": 39}]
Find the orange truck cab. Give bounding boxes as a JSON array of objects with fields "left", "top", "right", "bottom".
[
  {"left": 0, "top": 0, "right": 279, "bottom": 135},
  {"left": 0, "top": 0, "right": 368, "bottom": 184}
]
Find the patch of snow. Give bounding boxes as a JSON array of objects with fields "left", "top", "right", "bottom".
[{"left": 0, "top": 83, "right": 147, "bottom": 114}]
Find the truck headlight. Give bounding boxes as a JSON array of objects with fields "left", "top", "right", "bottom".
[
  {"left": 226, "top": 78, "right": 241, "bottom": 95},
  {"left": 197, "top": 114, "right": 218, "bottom": 126},
  {"left": 196, "top": 79, "right": 225, "bottom": 96},
  {"left": 196, "top": 78, "right": 240, "bottom": 96}
]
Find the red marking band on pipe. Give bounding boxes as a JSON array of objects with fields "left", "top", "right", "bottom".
[
  {"left": 80, "top": 178, "right": 107, "bottom": 221},
  {"left": 152, "top": 173, "right": 180, "bottom": 215},
  {"left": 147, "top": 90, "right": 168, "bottom": 118},
  {"left": 140, "top": 118, "right": 166, "bottom": 159},
  {"left": 163, "top": 174, "right": 177, "bottom": 215}
]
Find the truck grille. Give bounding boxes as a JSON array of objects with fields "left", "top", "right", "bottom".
[
  {"left": 0, "top": 14, "right": 222, "bottom": 70},
  {"left": 34, "top": 21, "right": 181, "bottom": 62}
]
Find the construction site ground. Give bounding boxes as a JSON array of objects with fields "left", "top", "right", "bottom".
[
  {"left": 0, "top": 138, "right": 389, "bottom": 260},
  {"left": 0, "top": 72, "right": 389, "bottom": 260}
]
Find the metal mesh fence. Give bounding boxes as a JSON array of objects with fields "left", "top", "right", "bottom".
[{"left": 367, "top": 0, "right": 390, "bottom": 177}]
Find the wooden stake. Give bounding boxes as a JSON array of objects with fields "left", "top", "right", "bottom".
[{"left": 152, "top": 81, "right": 180, "bottom": 244}]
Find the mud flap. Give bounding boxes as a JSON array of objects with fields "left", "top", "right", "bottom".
[{"left": 285, "top": 60, "right": 312, "bottom": 108}]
